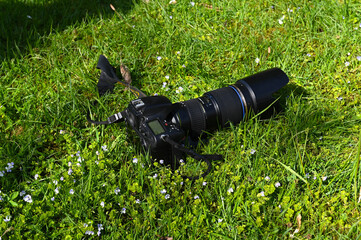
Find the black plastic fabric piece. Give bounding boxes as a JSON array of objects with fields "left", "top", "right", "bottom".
[{"left": 96, "top": 55, "right": 120, "bottom": 96}]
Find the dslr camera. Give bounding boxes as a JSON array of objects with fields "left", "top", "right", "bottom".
[{"left": 89, "top": 55, "right": 289, "bottom": 176}]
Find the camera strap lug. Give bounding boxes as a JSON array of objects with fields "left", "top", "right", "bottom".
[
  {"left": 87, "top": 111, "right": 125, "bottom": 125},
  {"left": 107, "top": 112, "right": 124, "bottom": 124}
]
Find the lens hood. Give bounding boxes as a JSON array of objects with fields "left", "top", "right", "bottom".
[{"left": 235, "top": 68, "right": 289, "bottom": 114}]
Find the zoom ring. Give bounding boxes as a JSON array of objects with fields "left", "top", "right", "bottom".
[{"left": 184, "top": 99, "right": 206, "bottom": 135}]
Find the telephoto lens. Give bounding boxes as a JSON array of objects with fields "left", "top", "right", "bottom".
[{"left": 172, "top": 68, "right": 289, "bottom": 136}]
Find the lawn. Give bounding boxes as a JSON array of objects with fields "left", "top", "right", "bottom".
[{"left": 1, "top": 0, "right": 361, "bottom": 239}]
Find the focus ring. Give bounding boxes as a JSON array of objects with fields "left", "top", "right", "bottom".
[
  {"left": 206, "top": 87, "right": 244, "bottom": 126},
  {"left": 183, "top": 99, "right": 206, "bottom": 134}
]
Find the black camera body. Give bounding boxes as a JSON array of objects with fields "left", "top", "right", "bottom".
[{"left": 124, "top": 96, "right": 186, "bottom": 167}]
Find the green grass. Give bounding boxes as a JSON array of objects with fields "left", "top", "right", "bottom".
[{"left": 1, "top": 0, "right": 361, "bottom": 238}]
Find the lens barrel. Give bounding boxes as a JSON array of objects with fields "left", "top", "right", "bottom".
[{"left": 173, "top": 68, "right": 289, "bottom": 135}]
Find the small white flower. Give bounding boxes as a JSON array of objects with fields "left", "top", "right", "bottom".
[
  {"left": 68, "top": 168, "right": 73, "bottom": 175},
  {"left": 60, "top": 176, "right": 64, "bottom": 181},
  {"left": 23, "top": 194, "right": 32, "bottom": 203},
  {"left": 176, "top": 51, "right": 181, "bottom": 54},
  {"left": 313, "top": 176, "right": 317, "bottom": 180},
  {"left": 98, "top": 224, "right": 104, "bottom": 231},
  {"left": 165, "top": 194, "right": 170, "bottom": 199},
  {"left": 121, "top": 208, "right": 126, "bottom": 214},
  {"left": 265, "top": 176, "right": 270, "bottom": 181},
  {"left": 96, "top": 151, "right": 99, "bottom": 155},
  {"left": 194, "top": 195, "right": 199, "bottom": 199},
  {"left": 135, "top": 199, "right": 141, "bottom": 204},
  {"left": 345, "top": 61, "right": 350, "bottom": 67},
  {"left": 159, "top": 159, "right": 164, "bottom": 164},
  {"left": 202, "top": 182, "right": 207, "bottom": 186},
  {"left": 59, "top": 130, "right": 64, "bottom": 134},
  {"left": 133, "top": 158, "right": 138, "bottom": 164},
  {"left": 227, "top": 188, "right": 234, "bottom": 193},
  {"left": 100, "top": 201, "right": 105, "bottom": 207},
  {"left": 68, "top": 162, "right": 72, "bottom": 167},
  {"left": 169, "top": 16, "right": 173, "bottom": 19},
  {"left": 5, "top": 162, "right": 14, "bottom": 172},
  {"left": 176, "top": 86, "right": 184, "bottom": 93},
  {"left": 190, "top": 1, "right": 195, "bottom": 6},
  {"left": 153, "top": 173, "right": 158, "bottom": 178},
  {"left": 161, "top": 189, "right": 167, "bottom": 194},
  {"left": 179, "top": 159, "right": 184, "bottom": 163},
  {"left": 275, "top": 182, "right": 281, "bottom": 188},
  {"left": 218, "top": 218, "right": 223, "bottom": 223},
  {"left": 259, "top": 191, "right": 265, "bottom": 197},
  {"left": 337, "top": 96, "right": 343, "bottom": 101},
  {"left": 85, "top": 231, "right": 94, "bottom": 235},
  {"left": 114, "top": 188, "right": 120, "bottom": 195},
  {"left": 157, "top": 56, "right": 162, "bottom": 61},
  {"left": 101, "top": 145, "right": 108, "bottom": 151},
  {"left": 357, "top": 56, "right": 361, "bottom": 61},
  {"left": 69, "top": 189, "right": 74, "bottom": 194},
  {"left": 3, "top": 215, "right": 11, "bottom": 222},
  {"left": 322, "top": 176, "right": 327, "bottom": 181},
  {"left": 27, "top": 15, "right": 32, "bottom": 19},
  {"left": 0, "top": 171, "right": 4, "bottom": 177},
  {"left": 250, "top": 149, "right": 256, "bottom": 155},
  {"left": 182, "top": 64, "right": 186, "bottom": 68},
  {"left": 169, "top": 0, "right": 176, "bottom": 4},
  {"left": 51, "top": 197, "right": 55, "bottom": 201},
  {"left": 307, "top": 53, "right": 312, "bottom": 57},
  {"left": 20, "top": 190, "right": 26, "bottom": 196},
  {"left": 55, "top": 187, "right": 60, "bottom": 194},
  {"left": 255, "top": 58, "right": 260, "bottom": 64}
]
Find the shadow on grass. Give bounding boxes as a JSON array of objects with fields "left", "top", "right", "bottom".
[{"left": 0, "top": 0, "right": 138, "bottom": 60}]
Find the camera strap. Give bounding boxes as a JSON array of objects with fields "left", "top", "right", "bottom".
[{"left": 162, "top": 135, "right": 223, "bottom": 180}]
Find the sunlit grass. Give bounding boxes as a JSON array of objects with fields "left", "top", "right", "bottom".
[{"left": 1, "top": 0, "right": 361, "bottom": 239}]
